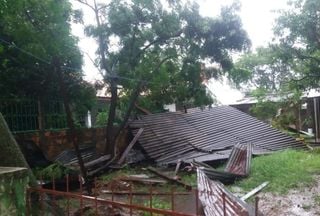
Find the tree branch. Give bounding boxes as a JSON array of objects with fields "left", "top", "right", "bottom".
[
  {"left": 133, "top": 30, "right": 183, "bottom": 61},
  {"left": 76, "top": 0, "right": 96, "bottom": 12}
]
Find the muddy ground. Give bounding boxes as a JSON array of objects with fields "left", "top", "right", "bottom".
[{"left": 256, "top": 175, "right": 320, "bottom": 216}]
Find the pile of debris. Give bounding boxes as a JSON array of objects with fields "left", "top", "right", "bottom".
[{"left": 129, "top": 106, "right": 306, "bottom": 165}]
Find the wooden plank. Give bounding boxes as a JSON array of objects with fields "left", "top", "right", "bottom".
[
  {"left": 174, "top": 159, "right": 182, "bottom": 176},
  {"left": 119, "top": 176, "right": 167, "bottom": 184},
  {"left": 241, "top": 182, "right": 269, "bottom": 201},
  {"left": 118, "top": 128, "right": 144, "bottom": 164},
  {"left": 84, "top": 155, "right": 111, "bottom": 168},
  {"left": 147, "top": 167, "right": 192, "bottom": 190}
]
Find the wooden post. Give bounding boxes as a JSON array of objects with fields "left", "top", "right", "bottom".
[
  {"left": 195, "top": 189, "right": 199, "bottom": 216},
  {"left": 171, "top": 187, "right": 175, "bottom": 211},
  {"left": 255, "top": 196, "right": 259, "bottom": 216},
  {"left": 149, "top": 185, "right": 153, "bottom": 216},
  {"left": 66, "top": 175, "right": 70, "bottom": 216}
]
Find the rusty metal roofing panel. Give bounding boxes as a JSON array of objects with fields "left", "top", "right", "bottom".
[
  {"left": 197, "top": 169, "right": 258, "bottom": 216},
  {"left": 225, "top": 143, "right": 252, "bottom": 176},
  {"left": 129, "top": 106, "right": 306, "bottom": 164}
]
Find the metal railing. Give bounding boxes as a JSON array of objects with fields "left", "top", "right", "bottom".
[
  {"left": 0, "top": 98, "right": 71, "bottom": 132},
  {"left": 26, "top": 175, "right": 200, "bottom": 216}
]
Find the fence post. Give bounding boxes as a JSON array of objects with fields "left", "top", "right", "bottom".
[
  {"left": 129, "top": 182, "right": 133, "bottom": 216},
  {"left": 255, "top": 196, "right": 259, "bottom": 216},
  {"left": 79, "top": 175, "right": 83, "bottom": 215},
  {"left": 66, "top": 174, "right": 70, "bottom": 216},
  {"left": 171, "top": 187, "right": 175, "bottom": 212},
  {"left": 40, "top": 175, "right": 44, "bottom": 214},
  {"left": 149, "top": 185, "right": 153, "bottom": 216},
  {"left": 195, "top": 189, "right": 199, "bottom": 216}
]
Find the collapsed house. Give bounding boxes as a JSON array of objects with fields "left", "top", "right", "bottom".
[{"left": 129, "top": 106, "right": 306, "bottom": 165}]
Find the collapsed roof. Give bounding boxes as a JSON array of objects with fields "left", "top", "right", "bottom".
[{"left": 129, "top": 106, "right": 306, "bottom": 165}]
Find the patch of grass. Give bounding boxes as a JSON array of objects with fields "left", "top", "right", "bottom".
[
  {"left": 143, "top": 198, "right": 171, "bottom": 216},
  {"left": 180, "top": 172, "right": 197, "bottom": 186},
  {"left": 302, "top": 204, "right": 312, "bottom": 211},
  {"left": 234, "top": 149, "right": 320, "bottom": 194},
  {"left": 99, "top": 166, "right": 142, "bottom": 182},
  {"left": 314, "top": 195, "right": 320, "bottom": 205}
]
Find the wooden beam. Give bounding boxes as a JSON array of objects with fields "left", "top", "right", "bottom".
[
  {"left": 174, "top": 159, "right": 182, "bottom": 176},
  {"left": 84, "top": 155, "right": 111, "bottom": 168},
  {"left": 147, "top": 167, "right": 192, "bottom": 190},
  {"left": 118, "top": 128, "right": 144, "bottom": 164},
  {"left": 241, "top": 182, "right": 269, "bottom": 201}
]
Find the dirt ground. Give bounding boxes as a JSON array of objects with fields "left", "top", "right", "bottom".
[{"left": 257, "top": 176, "right": 320, "bottom": 216}]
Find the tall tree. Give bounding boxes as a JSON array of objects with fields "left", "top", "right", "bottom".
[
  {"left": 0, "top": 0, "right": 95, "bottom": 108},
  {"left": 231, "top": 0, "right": 320, "bottom": 128},
  {"left": 273, "top": 0, "right": 320, "bottom": 89},
  {"left": 77, "top": 0, "right": 250, "bottom": 155},
  {"left": 237, "top": 0, "right": 320, "bottom": 92},
  {"left": 0, "top": 0, "right": 95, "bottom": 187}
]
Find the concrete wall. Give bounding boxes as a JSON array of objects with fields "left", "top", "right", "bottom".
[{"left": 0, "top": 167, "right": 28, "bottom": 216}]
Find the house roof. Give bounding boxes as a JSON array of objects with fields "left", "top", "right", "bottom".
[{"left": 129, "top": 106, "right": 306, "bottom": 165}]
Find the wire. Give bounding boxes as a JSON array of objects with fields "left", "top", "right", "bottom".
[
  {"left": 0, "top": 38, "right": 50, "bottom": 65},
  {"left": 0, "top": 37, "right": 83, "bottom": 71},
  {"left": 0, "top": 37, "right": 212, "bottom": 93}
]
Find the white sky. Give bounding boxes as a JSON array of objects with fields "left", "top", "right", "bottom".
[{"left": 71, "top": 0, "right": 289, "bottom": 104}]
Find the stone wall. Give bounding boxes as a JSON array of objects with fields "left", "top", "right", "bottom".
[{"left": 0, "top": 167, "right": 28, "bottom": 216}]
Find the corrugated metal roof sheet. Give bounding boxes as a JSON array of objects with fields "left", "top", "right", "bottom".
[{"left": 129, "top": 106, "right": 306, "bottom": 164}]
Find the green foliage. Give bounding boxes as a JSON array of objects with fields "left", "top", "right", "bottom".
[
  {"left": 248, "top": 86, "right": 303, "bottom": 129},
  {"left": 237, "top": 0, "right": 320, "bottom": 93},
  {"left": 95, "top": 111, "right": 108, "bottom": 127},
  {"left": 0, "top": 0, "right": 95, "bottom": 113},
  {"left": 249, "top": 88, "right": 280, "bottom": 121},
  {"left": 85, "top": 0, "right": 250, "bottom": 111},
  {"left": 0, "top": 174, "right": 29, "bottom": 216},
  {"left": 180, "top": 173, "right": 197, "bottom": 187},
  {"left": 235, "top": 46, "right": 293, "bottom": 91},
  {"left": 33, "top": 163, "right": 71, "bottom": 180},
  {"left": 235, "top": 150, "right": 320, "bottom": 194},
  {"left": 143, "top": 198, "right": 171, "bottom": 215}
]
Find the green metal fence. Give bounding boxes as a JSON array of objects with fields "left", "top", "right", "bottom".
[{"left": 0, "top": 98, "right": 67, "bottom": 132}]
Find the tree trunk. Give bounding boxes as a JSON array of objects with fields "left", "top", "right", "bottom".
[
  {"left": 114, "top": 82, "right": 142, "bottom": 139},
  {"left": 105, "top": 82, "right": 142, "bottom": 155},
  {"left": 105, "top": 78, "right": 118, "bottom": 155},
  {"left": 53, "top": 58, "right": 90, "bottom": 193}
]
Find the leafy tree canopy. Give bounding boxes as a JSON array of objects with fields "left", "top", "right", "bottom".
[
  {"left": 0, "top": 0, "right": 95, "bottom": 110},
  {"left": 84, "top": 0, "right": 251, "bottom": 111},
  {"left": 235, "top": 0, "right": 320, "bottom": 94}
]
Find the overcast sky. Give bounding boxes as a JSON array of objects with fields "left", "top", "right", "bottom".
[{"left": 71, "top": 0, "right": 289, "bottom": 104}]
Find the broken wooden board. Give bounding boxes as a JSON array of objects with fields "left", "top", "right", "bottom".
[
  {"left": 241, "top": 182, "right": 269, "bottom": 201},
  {"left": 84, "top": 155, "right": 111, "bottom": 168},
  {"left": 147, "top": 167, "right": 192, "bottom": 190},
  {"left": 119, "top": 176, "right": 167, "bottom": 185},
  {"left": 118, "top": 128, "right": 144, "bottom": 165}
]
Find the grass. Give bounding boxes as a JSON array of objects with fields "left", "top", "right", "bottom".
[
  {"left": 234, "top": 149, "right": 320, "bottom": 194},
  {"left": 180, "top": 172, "right": 197, "bottom": 187},
  {"left": 99, "top": 165, "right": 142, "bottom": 181},
  {"left": 314, "top": 195, "right": 320, "bottom": 205}
]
